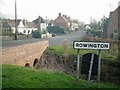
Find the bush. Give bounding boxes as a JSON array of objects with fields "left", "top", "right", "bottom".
[
  {"left": 47, "top": 26, "right": 65, "bottom": 35},
  {"left": 32, "top": 30, "right": 41, "bottom": 38}
]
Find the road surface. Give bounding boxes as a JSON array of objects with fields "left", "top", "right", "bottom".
[
  {"left": 1, "top": 30, "right": 86, "bottom": 48},
  {"left": 48, "top": 30, "right": 86, "bottom": 46}
]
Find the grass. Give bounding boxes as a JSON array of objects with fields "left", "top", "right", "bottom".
[
  {"left": 49, "top": 45, "right": 118, "bottom": 62},
  {"left": 2, "top": 64, "right": 119, "bottom": 88}
]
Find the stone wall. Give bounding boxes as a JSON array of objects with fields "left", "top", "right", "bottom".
[
  {"left": 1, "top": 35, "right": 32, "bottom": 41},
  {"left": 2, "top": 40, "right": 49, "bottom": 66}
]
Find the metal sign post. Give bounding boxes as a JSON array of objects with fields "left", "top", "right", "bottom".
[
  {"left": 97, "top": 50, "right": 101, "bottom": 82},
  {"left": 77, "top": 49, "right": 80, "bottom": 80},
  {"left": 73, "top": 41, "right": 110, "bottom": 82},
  {"left": 88, "top": 53, "right": 94, "bottom": 82}
]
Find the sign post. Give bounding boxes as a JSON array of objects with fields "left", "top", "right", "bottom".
[
  {"left": 97, "top": 50, "right": 101, "bottom": 82},
  {"left": 77, "top": 49, "right": 80, "bottom": 80},
  {"left": 73, "top": 41, "right": 110, "bottom": 82},
  {"left": 88, "top": 53, "right": 94, "bottom": 82}
]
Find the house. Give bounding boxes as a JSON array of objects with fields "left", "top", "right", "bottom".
[
  {"left": 23, "top": 19, "right": 38, "bottom": 34},
  {"left": 2, "top": 19, "right": 21, "bottom": 34},
  {"left": 72, "top": 20, "right": 79, "bottom": 31},
  {"left": 48, "top": 19, "right": 54, "bottom": 26},
  {"left": 107, "top": 5, "right": 120, "bottom": 39},
  {"left": 54, "top": 13, "right": 70, "bottom": 33},
  {"left": 54, "top": 13, "right": 79, "bottom": 33},
  {"left": 2, "top": 19, "right": 37, "bottom": 35},
  {"left": 33, "top": 16, "right": 47, "bottom": 32},
  {"left": 33, "top": 16, "right": 52, "bottom": 38},
  {"left": 84, "top": 24, "right": 91, "bottom": 30}
]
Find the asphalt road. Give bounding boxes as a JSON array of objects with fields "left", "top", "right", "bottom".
[
  {"left": 48, "top": 30, "right": 86, "bottom": 46},
  {"left": 1, "top": 30, "right": 86, "bottom": 48}
]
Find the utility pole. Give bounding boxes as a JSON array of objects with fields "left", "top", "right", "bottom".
[
  {"left": 15, "top": 0, "right": 17, "bottom": 40},
  {"left": 38, "top": 16, "right": 42, "bottom": 38},
  {"left": 0, "top": 18, "right": 2, "bottom": 36}
]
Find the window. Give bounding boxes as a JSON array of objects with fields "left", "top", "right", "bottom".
[
  {"left": 28, "top": 30, "right": 30, "bottom": 34},
  {"left": 24, "top": 30, "right": 26, "bottom": 33}
]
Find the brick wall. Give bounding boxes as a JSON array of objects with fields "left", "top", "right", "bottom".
[
  {"left": 2, "top": 40, "right": 49, "bottom": 66},
  {"left": 107, "top": 6, "right": 119, "bottom": 39}
]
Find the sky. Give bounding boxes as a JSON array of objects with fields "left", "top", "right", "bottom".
[{"left": 0, "top": 0, "right": 119, "bottom": 24}]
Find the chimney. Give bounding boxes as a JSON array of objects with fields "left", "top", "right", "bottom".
[
  {"left": 38, "top": 16, "right": 41, "bottom": 23},
  {"left": 59, "top": 13, "right": 61, "bottom": 16},
  {"left": 64, "top": 15, "right": 67, "bottom": 18},
  {"left": 68, "top": 16, "right": 70, "bottom": 19},
  {"left": 23, "top": 19, "right": 26, "bottom": 26}
]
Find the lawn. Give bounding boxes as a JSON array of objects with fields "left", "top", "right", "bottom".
[{"left": 2, "top": 64, "right": 119, "bottom": 88}]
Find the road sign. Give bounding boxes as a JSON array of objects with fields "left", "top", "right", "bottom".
[
  {"left": 73, "top": 41, "right": 110, "bottom": 50},
  {"left": 73, "top": 41, "right": 110, "bottom": 82}
]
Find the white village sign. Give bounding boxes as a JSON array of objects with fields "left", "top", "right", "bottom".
[
  {"left": 73, "top": 41, "right": 110, "bottom": 82},
  {"left": 73, "top": 41, "right": 110, "bottom": 50}
]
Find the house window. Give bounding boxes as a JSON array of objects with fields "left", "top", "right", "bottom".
[
  {"left": 24, "top": 30, "right": 26, "bottom": 33},
  {"left": 28, "top": 30, "right": 30, "bottom": 34}
]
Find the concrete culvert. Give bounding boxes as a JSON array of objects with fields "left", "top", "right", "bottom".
[
  {"left": 25, "top": 63, "right": 30, "bottom": 67},
  {"left": 33, "top": 58, "right": 38, "bottom": 67}
]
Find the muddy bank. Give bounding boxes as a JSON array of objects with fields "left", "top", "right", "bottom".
[
  {"left": 35, "top": 47, "right": 120, "bottom": 85},
  {"left": 35, "top": 48, "right": 77, "bottom": 76}
]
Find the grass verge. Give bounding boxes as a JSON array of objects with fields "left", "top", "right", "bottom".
[{"left": 2, "top": 64, "right": 119, "bottom": 88}]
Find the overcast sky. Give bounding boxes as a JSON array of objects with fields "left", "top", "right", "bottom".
[{"left": 0, "top": 0, "right": 119, "bottom": 23}]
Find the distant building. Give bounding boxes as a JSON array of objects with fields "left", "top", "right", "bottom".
[
  {"left": 48, "top": 19, "right": 54, "bottom": 26},
  {"left": 107, "top": 6, "right": 120, "bottom": 39},
  {"left": 22, "top": 19, "right": 38, "bottom": 34},
  {"left": 2, "top": 19, "right": 37, "bottom": 35},
  {"left": 84, "top": 24, "right": 91, "bottom": 30},
  {"left": 33, "top": 16, "right": 52, "bottom": 38},
  {"left": 54, "top": 13, "right": 79, "bottom": 33},
  {"left": 54, "top": 13, "right": 69, "bottom": 32},
  {"left": 33, "top": 16, "right": 47, "bottom": 32}
]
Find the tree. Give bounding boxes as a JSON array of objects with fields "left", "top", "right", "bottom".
[
  {"left": 100, "top": 16, "right": 109, "bottom": 38},
  {"left": 88, "top": 16, "right": 109, "bottom": 38},
  {"left": 73, "top": 19, "right": 85, "bottom": 30}
]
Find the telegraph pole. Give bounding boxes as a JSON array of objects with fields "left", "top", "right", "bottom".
[{"left": 15, "top": 0, "right": 17, "bottom": 40}]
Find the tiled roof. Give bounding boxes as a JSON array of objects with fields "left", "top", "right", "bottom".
[
  {"left": 2, "top": 19, "right": 37, "bottom": 28},
  {"left": 62, "top": 15, "right": 75, "bottom": 23},
  {"left": 33, "top": 16, "right": 46, "bottom": 24},
  {"left": 49, "top": 20, "right": 54, "bottom": 23},
  {"left": 2, "top": 19, "right": 21, "bottom": 27},
  {"left": 25, "top": 21, "right": 37, "bottom": 28}
]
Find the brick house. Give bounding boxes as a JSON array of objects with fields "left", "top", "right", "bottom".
[
  {"left": 54, "top": 13, "right": 69, "bottom": 32},
  {"left": 54, "top": 13, "right": 79, "bottom": 33},
  {"left": 107, "top": 6, "right": 120, "bottom": 39}
]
